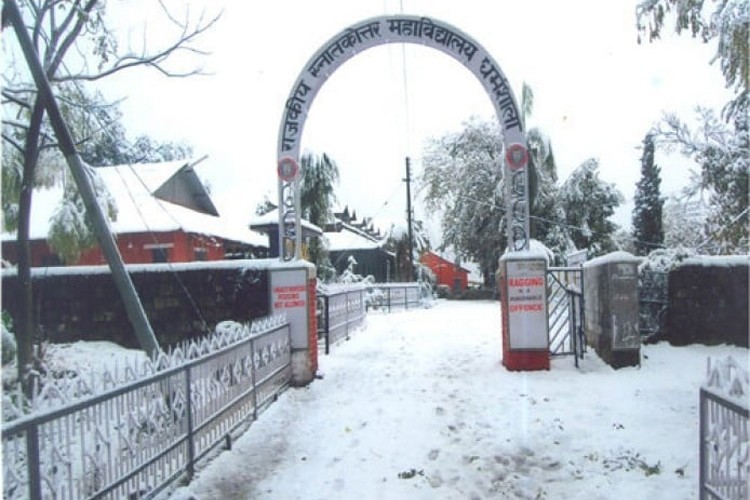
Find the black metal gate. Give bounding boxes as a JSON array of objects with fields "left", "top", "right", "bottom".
[{"left": 547, "top": 267, "right": 585, "bottom": 366}]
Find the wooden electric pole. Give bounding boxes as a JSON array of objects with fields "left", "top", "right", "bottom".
[{"left": 404, "top": 157, "right": 414, "bottom": 281}]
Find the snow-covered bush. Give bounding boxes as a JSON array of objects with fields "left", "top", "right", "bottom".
[
  {"left": 638, "top": 247, "right": 697, "bottom": 273},
  {"left": 2, "top": 323, "right": 16, "bottom": 366}
]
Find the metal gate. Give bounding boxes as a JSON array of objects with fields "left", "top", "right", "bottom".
[{"left": 547, "top": 267, "right": 585, "bottom": 366}]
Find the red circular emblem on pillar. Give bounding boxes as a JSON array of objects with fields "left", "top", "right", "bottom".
[
  {"left": 506, "top": 143, "right": 528, "bottom": 171},
  {"left": 277, "top": 157, "right": 299, "bottom": 181}
]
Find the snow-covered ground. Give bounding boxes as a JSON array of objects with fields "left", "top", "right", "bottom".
[{"left": 162, "top": 299, "right": 748, "bottom": 500}]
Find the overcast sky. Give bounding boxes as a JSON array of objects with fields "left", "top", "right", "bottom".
[{"left": 95, "top": 0, "right": 731, "bottom": 239}]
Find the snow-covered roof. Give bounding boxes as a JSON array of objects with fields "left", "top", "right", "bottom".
[
  {"left": 325, "top": 229, "right": 382, "bottom": 251},
  {"left": 2, "top": 160, "right": 266, "bottom": 247},
  {"left": 325, "top": 220, "right": 389, "bottom": 252},
  {"left": 249, "top": 208, "right": 323, "bottom": 236}
]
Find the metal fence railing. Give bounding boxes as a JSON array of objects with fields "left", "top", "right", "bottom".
[
  {"left": 546, "top": 267, "right": 585, "bottom": 366},
  {"left": 317, "top": 287, "right": 366, "bottom": 354},
  {"left": 639, "top": 270, "right": 668, "bottom": 341},
  {"left": 699, "top": 357, "right": 749, "bottom": 500},
  {"left": 2, "top": 318, "right": 291, "bottom": 500},
  {"left": 365, "top": 282, "right": 428, "bottom": 312}
]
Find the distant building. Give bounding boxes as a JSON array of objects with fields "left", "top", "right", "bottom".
[
  {"left": 1, "top": 159, "right": 268, "bottom": 266},
  {"left": 420, "top": 251, "right": 469, "bottom": 292},
  {"left": 249, "top": 206, "right": 324, "bottom": 260},
  {"left": 325, "top": 217, "right": 395, "bottom": 282},
  {"left": 250, "top": 204, "right": 396, "bottom": 282}
]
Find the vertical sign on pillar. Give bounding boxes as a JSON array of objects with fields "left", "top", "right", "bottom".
[
  {"left": 270, "top": 268, "right": 313, "bottom": 383},
  {"left": 278, "top": 157, "right": 300, "bottom": 261},
  {"left": 506, "top": 260, "right": 548, "bottom": 348},
  {"left": 499, "top": 255, "right": 550, "bottom": 371}
]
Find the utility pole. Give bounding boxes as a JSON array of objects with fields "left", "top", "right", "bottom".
[{"left": 404, "top": 157, "right": 414, "bottom": 282}]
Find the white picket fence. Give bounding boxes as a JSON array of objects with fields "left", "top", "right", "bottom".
[{"left": 2, "top": 315, "right": 291, "bottom": 499}]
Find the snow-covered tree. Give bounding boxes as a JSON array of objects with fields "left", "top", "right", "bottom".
[
  {"left": 663, "top": 196, "right": 710, "bottom": 248},
  {"left": 560, "top": 158, "right": 624, "bottom": 256},
  {"left": 1, "top": 0, "right": 218, "bottom": 391},
  {"left": 655, "top": 107, "right": 748, "bottom": 253},
  {"left": 526, "top": 128, "right": 572, "bottom": 260},
  {"left": 636, "top": 0, "right": 749, "bottom": 121},
  {"left": 632, "top": 133, "right": 665, "bottom": 255},
  {"left": 300, "top": 152, "right": 340, "bottom": 277},
  {"left": 421, "top": 117, "right": 506, "bottom": 286},
  {"left": 386, "top": 220, "right": 429, "bottom": 282}
]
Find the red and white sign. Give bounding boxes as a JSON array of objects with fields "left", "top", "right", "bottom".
[
  {"left": 272, "top": 284, "right": 306, "bottom": 309},
  {"left": 270, "top": 269, "right": 309, "bottom": 348},
  {"left": 277, "top": 156, "right": 299, "bottom": 181},
  {"left": 506, "top": 259, "right": 547, "bottom": 349},
  {"left": 505, "top": 143, "right": 528, "bottom": 171}
]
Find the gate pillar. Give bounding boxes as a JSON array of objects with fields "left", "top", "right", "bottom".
[
  {"left": 498, "top": 252, "right": 550, "bottom": 371},
  {"left": 269, "top": 261, "right": 318, "bottom": 385}
]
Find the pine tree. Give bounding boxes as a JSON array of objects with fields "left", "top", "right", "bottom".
[{"left": 632, "top": 133, "right": 665, "bottom": 255}]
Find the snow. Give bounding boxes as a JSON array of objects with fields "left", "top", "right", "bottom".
[
  {"left": 325, "top": 229, "right": 384, "bottom": 251},
  {"left": 682, "top": 255, "right": 749, "bottom": 267},
  {"left": 502, "top": 239, "right": 554, "bottom": 263},
  {"left": 141, "top": 299, "right": 747, "bottom": 500},
  {"left": 0, "top": 257, "right": 295, "bottom": 278},
  {"left": 583, "top": 250, "right": 641, "bottom": 268}
]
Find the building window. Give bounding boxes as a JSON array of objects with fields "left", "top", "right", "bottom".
[
  {"left": 152, "top": 248, "right": 169, "bottom": 263},
  {"left": 194, "top": 248, "right": 207, "bottom": 261}
]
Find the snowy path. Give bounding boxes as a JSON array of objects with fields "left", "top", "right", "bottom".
[{"left": 170, "top": 300, "right": 747, "bottom": 500}]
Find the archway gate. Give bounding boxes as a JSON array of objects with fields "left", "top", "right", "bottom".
[
  {"left": 276, "top": 14, "right": 530, "bottom": 260},
  {"left": 275, "top": 15, "right": 540, "bottom": 380}
]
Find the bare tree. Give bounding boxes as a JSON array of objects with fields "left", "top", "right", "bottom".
[{"left": 1, "top": 0, "right": 220, "bottom": 389}]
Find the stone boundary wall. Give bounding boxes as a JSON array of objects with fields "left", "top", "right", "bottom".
[
  {"left": 1, "top": 260, "right": 276, "bottom": 349},
  {"left": 667, "top": 256, "right": 748, "bottom": 347}
]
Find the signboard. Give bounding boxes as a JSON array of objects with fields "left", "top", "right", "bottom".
[
  {"left": 270, "top": 269, "right": 309, "bottom": 348},
  {"left": 506, "top": 259, "right": 548, "bottom": 350}
]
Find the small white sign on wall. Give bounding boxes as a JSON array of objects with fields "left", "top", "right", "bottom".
[{"left": 270, "top": 268, "right": 309, "bottom": 349}]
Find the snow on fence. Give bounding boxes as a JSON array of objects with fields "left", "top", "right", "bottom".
[
  {"left": 699, "top": 356, "right": 749, "bottom": 500},
  {"left": 365, "top": 282, "right": 431, "bottom": 312},
  {"left": 317, "top": 285, "right": 366, "bottom": 355},
  {"left": 1, "top": 315, "right": 291, "bottom": 500}
]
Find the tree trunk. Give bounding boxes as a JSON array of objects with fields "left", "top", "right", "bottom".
[{"left": 16, "top": 97, "right": 46, "bottom": 397}]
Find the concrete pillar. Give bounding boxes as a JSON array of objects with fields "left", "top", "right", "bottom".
[
  {"left": 498, "top": 252, "right": 550, "bottom": 371},
  {"left": 583, "top": 251, "right": 641, "bottom": 368},
  {"left": 269, "top": 262, "right": 317, "bottom": 385}
]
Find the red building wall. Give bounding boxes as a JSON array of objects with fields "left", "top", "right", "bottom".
[
  {"left": 420, "top": 252, "right": 469, "bottom": 291},
  {"left": 2, "top": 230, "right": 230, "bottom": 267}
]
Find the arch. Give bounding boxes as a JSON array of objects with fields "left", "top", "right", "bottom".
[{"left": 277, "top": 15, "right": 529, "bottom": 261}]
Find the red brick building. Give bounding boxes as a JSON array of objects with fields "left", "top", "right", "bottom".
[
  {"left": 420, "top": 251, "right": 469, "bottom": 292},
  {"left": 1, "top": 160, "right": 267, "bottom": 267}
]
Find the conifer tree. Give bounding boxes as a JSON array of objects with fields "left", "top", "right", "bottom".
[{"left": 632, "top": 133, "right": 665, "bottom": 255}]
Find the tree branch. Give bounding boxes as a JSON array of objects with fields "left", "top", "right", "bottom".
[
  {"left": 47, "top": 0, "right": 98, "bottom": 76},
  {"left": 2, "top": 132, "right": 26, "bottom": 154},
  {"left": 53, "top": 9, "right": 221, "bottom": 82}
]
